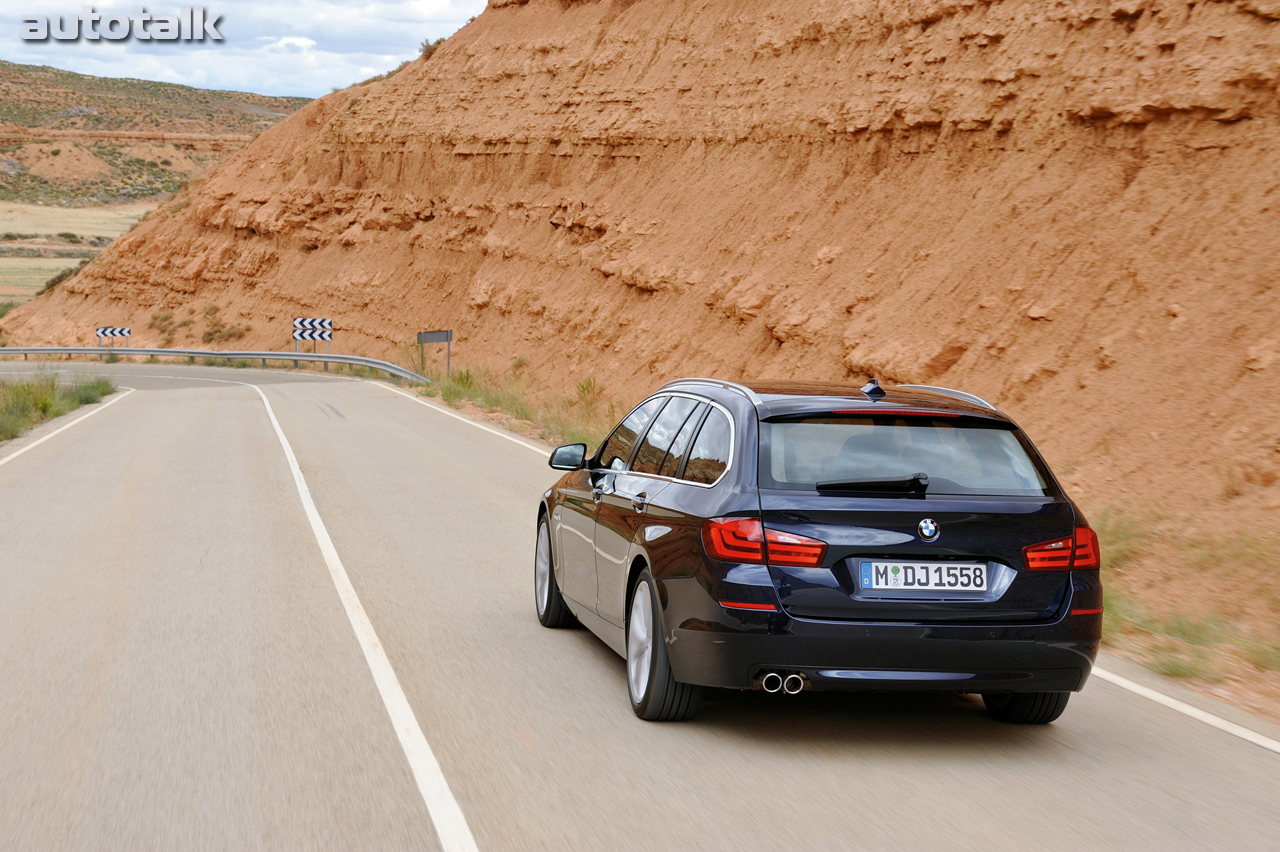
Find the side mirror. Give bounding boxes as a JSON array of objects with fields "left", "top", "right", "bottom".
[{"left": 549, "top": 443, "right": 588, "bottom": 471}]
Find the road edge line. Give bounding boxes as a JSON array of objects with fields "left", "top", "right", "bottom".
[
  {"left": 1091, "top": 666, "right": 1280, "bottom": 756},
  {"left": 373, "top": 382, "right": 548, "bottom": 455},
  {"left": 0, "top": 387, "right": 136, "bottom": 470},
  {"left": 249, "top": 383, "right": 481, "bottom": 852}
]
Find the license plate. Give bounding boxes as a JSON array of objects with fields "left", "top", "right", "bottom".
[{"left": 859, "top": 561, "right": 988, "bottom": 591}]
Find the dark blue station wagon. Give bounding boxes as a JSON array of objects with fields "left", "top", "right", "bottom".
[{"left": 534, "top": 378, "right": 1102, "bottom": 723}]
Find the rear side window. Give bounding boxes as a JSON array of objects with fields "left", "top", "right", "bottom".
[
  {"left": 658, "top": 403, "right": 707, "bottom": 478},
  {"left": 683, "top": 409, "right": 732, "bottom": 485},
  {"left": 760, "top": 416, "right": 1053, "bottom": 496},
  {"left": 598, "top": 397, "right": 666, "bottom": 470},
  {"left": 631, "top": 397, "right": 699, "bottom": 475}
]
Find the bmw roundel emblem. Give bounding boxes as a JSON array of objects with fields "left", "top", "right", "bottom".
[{"left": 918, "top": 518, "right": 939, "bottom": 541}]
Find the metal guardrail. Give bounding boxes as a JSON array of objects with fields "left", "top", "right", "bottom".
[{"left": 0, "top": 347, "right": 432, "bottom": 385}]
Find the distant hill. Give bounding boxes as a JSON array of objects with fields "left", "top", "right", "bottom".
[
  {"left": 0, "top": 60, "right": 310, "bottom": 134},
  {"left": 0, "top": 60, "right": 310, "bottom": 205}
]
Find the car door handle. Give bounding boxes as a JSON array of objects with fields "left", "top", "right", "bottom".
[
  {"left": 592, "top": 487, "right": 604, "bottom": 504},
  {"left": 631, "top": 492, "right": 648, "bottom": 513}
]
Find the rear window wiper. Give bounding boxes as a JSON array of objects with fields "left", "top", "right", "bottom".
[{"left": 815, "top": 472, "right": 929, "bottom": 494}]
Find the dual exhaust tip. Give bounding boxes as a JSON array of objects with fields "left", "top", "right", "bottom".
[{"left": 761, "top": 672, "right": 805, "bottom": 695}]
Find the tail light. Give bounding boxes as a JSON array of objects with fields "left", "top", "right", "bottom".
[
  {"left": 702, "top": 518, "right": 766, "bottom": 563},
  {"left": 1024, "top": 526, "right": 1100, "bottom": 571},
  {"left": 702, "top": 518, "right": 828, "bottom": 568},
  {"left": 765, "top": 529, "right": 828, "bottom": 568},
  {"left": 1072, "top": 526, "right": 1100, "bottom": 569}
]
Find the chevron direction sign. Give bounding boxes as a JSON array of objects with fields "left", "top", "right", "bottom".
[
  {"left": 96, "top": 327, "right": 130, "bottom": 345},
  {"left": 292, "top": 328, "right": 333, "bottom": 341},
  {"left": 292, "top": 318, "right": 333, "bottom": 366}
]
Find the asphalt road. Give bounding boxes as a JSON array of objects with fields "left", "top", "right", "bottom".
[{"left": 1, "top": 363, "right": 1278, "bottom": 851}]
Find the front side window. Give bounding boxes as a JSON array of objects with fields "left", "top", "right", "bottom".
[
  {"left": 631, "top": 397, "right": 700, "bottom": 475},
  {"left": 597, "top": 397, "right": 666, "bottom": 471},
  {"left": 760, "top": 416, "right": 1053, "bottom": 496},
  {"left": 683, "top": 409, "right": 733, "bottom": 485}
]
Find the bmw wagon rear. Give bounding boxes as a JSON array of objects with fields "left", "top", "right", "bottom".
[{"left": 536, "top": 379, "right": 1102, "bottom": 723}]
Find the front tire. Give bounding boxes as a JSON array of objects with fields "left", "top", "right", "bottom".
[
  {"left": 627, "top": 570, "right": 701, "bottom": 721},
  {"left": 982, "top": 691, "right": 1070, "bottom": 724},
  {"left": 535, "top": 516, "right": 574, "bottom": 628}
]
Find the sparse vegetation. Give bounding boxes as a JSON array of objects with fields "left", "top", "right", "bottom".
[
  {"left": 408, "top": 353, "right": 619, "bottom": 449},
  {"left": 200, "top": 304, "right": 251, "bottom": 343},
  {"left": 421, "top": 37, "right": 447, "bottom": 60},
  {"left": 147, "top": 309, "right": 195, "bottom": 346},
  {"left": 1245, "top": 642, "right": 1280, "bottom": 673},
  {"left": 0, "top": 59, "right": 310, "bottom": 205},
  {"left": 1094, "top": 507, "right": 1280, "bottom": 689},
  {"left": 36, "top": 258, "right": 90, "bottom": 295},
  {"left": 1150, "top": 648, "right": 1222, "bottom": 682},
  {"left": 0, "top": 300, "right": 16, "bottom": 319},
  {"left": 0, "top": 371, "right": 115, "bottom": 442}
]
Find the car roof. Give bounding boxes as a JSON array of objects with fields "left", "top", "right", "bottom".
[{"left": 659, "top": 378, "right": 1010, "bottom": 422}]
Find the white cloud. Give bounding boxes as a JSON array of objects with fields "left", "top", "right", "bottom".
[
  {"left": 270, "top": 36, "right": 317, "bottom": 52},
  {"left": 4, "top": 1, "right": 488, "bottom": 98}
]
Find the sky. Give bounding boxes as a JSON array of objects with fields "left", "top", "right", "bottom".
[{"left": 3, "top": 1, "right": 489, "bottom": 98}]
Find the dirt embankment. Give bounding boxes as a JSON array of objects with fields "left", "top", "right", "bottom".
[{"left": 4, "top": 0, "right": 1280, "bottom": 693}]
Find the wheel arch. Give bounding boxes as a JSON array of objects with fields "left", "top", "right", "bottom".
[{"left": 624, "top": 554, "right": 650, "bottom": 627}]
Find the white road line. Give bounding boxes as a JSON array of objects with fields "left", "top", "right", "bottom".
[
  {"left": 0, "top": 387, "right": 135, "bottom": 470},
  {"left": 248, "top": 383, "right": 481, "bottom": 852},
  {"left": 2, "top": 368, "right": 484, "bottom": 838},
  {"left": 374, "top": 382, "right": 549, "bottom": 455},
  {"left": 1091, "top": 667, "right": 1280, "bottom": 756}
]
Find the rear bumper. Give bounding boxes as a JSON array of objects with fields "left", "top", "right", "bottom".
[{"left": 660, "top": 576, "right": 1101, "bottom": 693}]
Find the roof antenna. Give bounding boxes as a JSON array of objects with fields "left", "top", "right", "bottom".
[{"left": 861, "top": 378, "right": 886, "bottom": 400}]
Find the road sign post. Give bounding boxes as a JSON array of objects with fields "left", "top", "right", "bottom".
[
  {"left": 417, "top": 330, "right": 453, "bottom": 379},
  {"left": 96, "top": 327, "right": 130, "bottom": 354},
  {"left": 294, "top": 319, "right": 334, "bottom": 370}
]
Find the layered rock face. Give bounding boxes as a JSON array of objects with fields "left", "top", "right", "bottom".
[{"left": 5, "top": 0, "right": 1280, "bottom": 555}]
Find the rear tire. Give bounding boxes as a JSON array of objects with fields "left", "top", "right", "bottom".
[
  {"left": 982, "top": 691, "right": 1070, "bottom": 724},
  {"left": 627, "top": 570, "right": 702, "bottom": 721},
  {"left": 535, "top": 516, "right": 574, "bottom": 628}
]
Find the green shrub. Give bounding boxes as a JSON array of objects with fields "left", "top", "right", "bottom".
[
  {"left": 37, "top": 259, "right": 90, "bottom": 295},
  {"left": 0, "top": 373, "right": 115, "bottom": 442}
]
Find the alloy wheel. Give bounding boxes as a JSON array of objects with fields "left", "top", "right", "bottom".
[
  {"left": 628, "top": 582, "right": 654, "bottom": 703},
  {"left": 535, "top": 522, "right": 551, "bottom": 616}
]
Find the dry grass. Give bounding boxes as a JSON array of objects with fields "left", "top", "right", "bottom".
[
  {"left": 0, "top": 370, "right": 115, "bottom": 441},
  {"left": 1095, "top": 507, "right": 1280, "bottom": 695},
  {"left": 0, "top": 258, "right": 81, "bottom": 301},
  {"left": 403, "top": 349, "right": 619, "bottom": 450},
  {"left": 0, "top": 201, "right": 156, "bottom": 236},
  {"left": 200, "top": 305, "right": 251, "bottom": 343}
]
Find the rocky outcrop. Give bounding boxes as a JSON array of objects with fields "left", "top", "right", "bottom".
[{"left": 5, "top": 0, "right": 1280, "bottom": 542}]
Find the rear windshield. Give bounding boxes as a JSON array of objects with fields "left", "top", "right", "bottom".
[{"left": 759, "top": 416, "right": 1054, "bottom": 496}]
